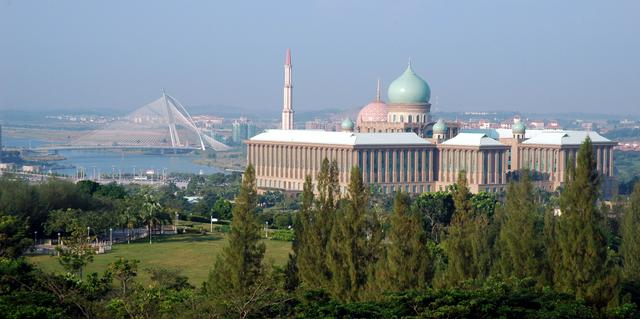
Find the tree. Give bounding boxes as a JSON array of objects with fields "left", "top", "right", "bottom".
[
  {"left": 119, "top": 197, "right": 140, "bottom": 244},
  {"left": 413, "top": 191, "right": 455, "bottom": 243},
  {"left": 297, "top": 159, "right": 339, "bottom": 290},
  {"left": 56, "top": 224, "right": 95, "bottom": 279},
  {"left": 211, "top": 197, "right": 232, "bottom": 220},
  {"left": 0, "top": 212, "right": 32, "bottom": 258},
  {"left": 289, "top": 175, "right": 314, "bottom": 292},
  {"left": 498, "top": 169, "right": 546, "bottom": 283},
  {"left": 386, "top": 192, "right": 432, "bottom": 291},
  {"left": 205, "top": 164, "right": 277, "bottom": 318},
  {"left": 621, "top": 182, "right": 640, "bottom": 281},
  {"left": 108, "top": 257, "right": 139, "bottom": 295},
  {"left": 556, "top": 138, "right": 612, "bottom": 302},
  {"left": 443, "top": 171, "right": 492, "bottom": 286},
  {"left": 140, "top": 192, "right": 163, "bottom": 244},
  {"left": 326, "top": 166, "right": 369, "bottom": 302}
]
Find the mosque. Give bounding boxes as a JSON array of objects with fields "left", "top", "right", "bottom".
[{"left": 246, "top": 49, "right": 616, "bottom": 194}]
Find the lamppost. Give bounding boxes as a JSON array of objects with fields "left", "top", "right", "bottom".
[
  {"left": 34, "top": 231, "right": 37, "bottom": 246},
  {"left": 264, "top": 222, "right": 269, "bottom": 238},
  {"left": 87, "top": 226, "right": 90, "bottom": 240},
  {"left": 175, "top": 212, "right": 179, "bottom": 233},
  {"left": 57, "top": 232, "right": 61, "bottom": 256},
  {"left": 109, "top": 228, "right": 113, "bottom": 244}
]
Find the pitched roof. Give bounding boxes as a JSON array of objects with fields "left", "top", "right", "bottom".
[
  {"left": 249, "top": 130, "right": 431, "bottom": 146},
  {"left": 441, "top": 133, "right": 505, "bottom": 147}
]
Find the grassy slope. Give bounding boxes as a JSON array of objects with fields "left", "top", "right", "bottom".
[{"left": 28, "top": 233, "right": 292, "bottom": 286}]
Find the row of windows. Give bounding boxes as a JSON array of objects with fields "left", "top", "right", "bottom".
[{"left": 389, "top": 113, "right": 427, "bottom": 123}]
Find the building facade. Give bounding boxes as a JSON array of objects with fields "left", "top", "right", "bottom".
[{"left": 246, "top": 52, "right": 616, "bottom": 194}]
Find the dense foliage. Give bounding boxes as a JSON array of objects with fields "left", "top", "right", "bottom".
[{"left": 1, "top": 139, "right": 640, "bottom": 318}]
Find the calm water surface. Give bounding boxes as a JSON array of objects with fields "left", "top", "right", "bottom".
[{"left": 3, "top": 136, "right": 223, "bottom": 176}]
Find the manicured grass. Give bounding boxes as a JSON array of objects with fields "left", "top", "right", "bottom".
[{"left": 28, "top": 233, "right": 292, "bottom": 286}]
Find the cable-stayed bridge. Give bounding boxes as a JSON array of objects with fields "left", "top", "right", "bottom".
[{"left": 39, "top": 93, "right": 230, "bottom": 152}]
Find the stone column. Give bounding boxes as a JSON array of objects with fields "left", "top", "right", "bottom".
[
  {"left": 609, "top": 147, "right": 614, "bottom": 177},
  {"left": 477, "top": 151, "right": 483, "bottom": 185},
  {"left": 428, "top": 149, "right": 434, "bottom": 182},
  {"left": 494, "top": 150, "right": 499, "bottom": 185},
  {"left": 399, "top": 150, "right": 405, "bottom": 184}
]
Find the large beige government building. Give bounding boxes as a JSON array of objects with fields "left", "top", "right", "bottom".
[{"left": 246, "top": 50, "right": 616, "bottom": 194}]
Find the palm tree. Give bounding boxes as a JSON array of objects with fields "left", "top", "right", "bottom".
[
  {"left": 140, "top": 193, "right": 163, "bottom": 244},
  {"left": 121, "top": 204, "right": 138, "bottom": 244}
]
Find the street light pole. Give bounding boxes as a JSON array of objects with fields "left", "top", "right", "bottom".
[
  {"left": 34, "top": 231, "right": 37, "bottom": 246},
  {"left": 87, "top": 226, "right": 90, "bottom": 240},
  {"left": 109, "top": 228, "right": 113, "bottom": 244}
]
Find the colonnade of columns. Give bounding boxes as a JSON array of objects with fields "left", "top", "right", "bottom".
[
  {"left": 514, "top": 145, "right": 614, "bottom": 184},
  {"left": 247, "top": 143, "right": 355, "bottom": 191},
  {"left": 438, "top": 148, "right": 507, "bottom": 186}
]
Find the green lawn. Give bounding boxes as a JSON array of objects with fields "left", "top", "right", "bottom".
[{"left": 28, "top": 233, "right": 292, "bottom": 286}]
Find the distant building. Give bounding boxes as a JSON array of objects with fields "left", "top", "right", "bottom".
[
  {"left": 246, "top": 52, "right": 616, "bottom": 194},
  {"left": 22, "top": 165, "right": 40, "bottom": 173},
  {"left": 232, "top": 118, "right": 259, "bottom": 144}
]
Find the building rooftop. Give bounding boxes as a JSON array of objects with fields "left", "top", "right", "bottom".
[
  {"left": 249, "top": 129, "right": 431, "bottom": 146},
  {"left": 522, "top": 130, "right": 612, "bottom": 145},
  {"left": 441, "top": 133, "right": 505, "bottom": 147}
]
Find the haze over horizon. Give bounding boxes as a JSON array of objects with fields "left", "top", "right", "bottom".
[{"left": 1, "top": 0, "right": 639, "bottom": 115}]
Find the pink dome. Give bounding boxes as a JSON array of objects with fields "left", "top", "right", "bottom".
[{"left": 357, "top": 101, "right": 388, "bottom": 124}]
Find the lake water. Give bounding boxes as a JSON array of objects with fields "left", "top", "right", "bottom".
[{"left": 2, "top": 135, "right": 223, "bottom": 176}]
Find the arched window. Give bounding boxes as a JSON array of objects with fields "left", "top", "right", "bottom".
[
  {"left": 393, "top": 114, "right": 397, "bottom": 122},
  {"left": 400, "top": 115, "right": 404, "bottom": 122},
  {"left": 408, "top": 115, "right": 412, "bottom": 123}
]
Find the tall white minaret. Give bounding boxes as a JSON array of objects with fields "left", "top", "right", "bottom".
[{"left": 282, "top": 48, "right": 294, "bottom": 130}]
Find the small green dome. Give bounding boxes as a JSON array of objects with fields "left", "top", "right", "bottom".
[
  {"left": 387, "top": 63, "right": 431, "bottom": 104},
  {"left": 433, "top": 119, "right": 447, "bottom": 134},
  {"left": 512, "top": 121, "right": 526, "bottom": 134},
  {"left": 341, "top": 118, "right": 355, "bottom": 131}
]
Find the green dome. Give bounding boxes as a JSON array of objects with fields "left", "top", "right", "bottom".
[
  {"left": 433, "top": 119, "right": 447, "bottom": 134},
  {"left": 512, "top": 121, "right": 526, "bottom": 134},
  {"left": 341, "top": 118, "right": 355, "bottom": 131},
  {"left": 387, "top": 63, "right": 431, "bottom": 104}
]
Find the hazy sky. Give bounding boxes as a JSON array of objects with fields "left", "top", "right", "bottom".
[{"left": 1, "top": 0, "right": 639, "bottom": 115}]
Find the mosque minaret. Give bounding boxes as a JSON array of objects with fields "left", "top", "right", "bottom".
[{"left": 281, "top": 48, "right": 294, "bottom": 130}]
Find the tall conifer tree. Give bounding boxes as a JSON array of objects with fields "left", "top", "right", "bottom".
[
  {"left": 206, "top": 164, "right": 267, "bottom": 312},
  {"left": 327, "top": 166, "right": 369, "bottom": 302},
  {"left": 443, "top": 171, "right": 495, "bottom": 285},
  {"left": 295, "top": 175, "right": 324, "bottom": 288},
  {"left": 296, "top": 159, "right": 339, "bottom": 289},
  {"left": 387, "top": 192, "right": 432, "bottom": 291},
  {"left": 556, "top": 138, "right": 610, "bottom": 301},
  {"left": 621, "top": 182, "right": 640, "bottom": 281},
  {"left": 498, "top": 169, "right": 545, "bottom": 282},
  {"left": 444, "top": 171, "right": 474, "bottom": 285}
]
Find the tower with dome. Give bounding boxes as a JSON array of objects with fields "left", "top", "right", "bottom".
[{"left": 356, "top": 62, "right": 459, "bottom": 139}]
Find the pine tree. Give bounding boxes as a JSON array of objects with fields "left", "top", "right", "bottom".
[
  {"left": 327, "top": 166, "right": 369, "bottom": 302},
  {"left": 444, "top": 171, "right": 473, "bottom": 285},
  {"left": 296, "top": 159, "right": 339, "bottom": 290},
  {"left": 556, "top": 138, "right": 610, "bottom": 301},
  {"left": 444, "top": 171, "right": 493, "bottom": 285},
  {"left": 206, "top": 164, "right": 265, "bottom": 297},
  {"left": 386, "top": 192, "right": 432, "bottom": 291},
  {"left": 621, "top": 182, "right": 640, "bottom": 281},
  {"left": 498, "top": 169, "right": 545, "bottom": 282},
  {"left": 294, "top": 175, "right": 321, "bottom": 289}
]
